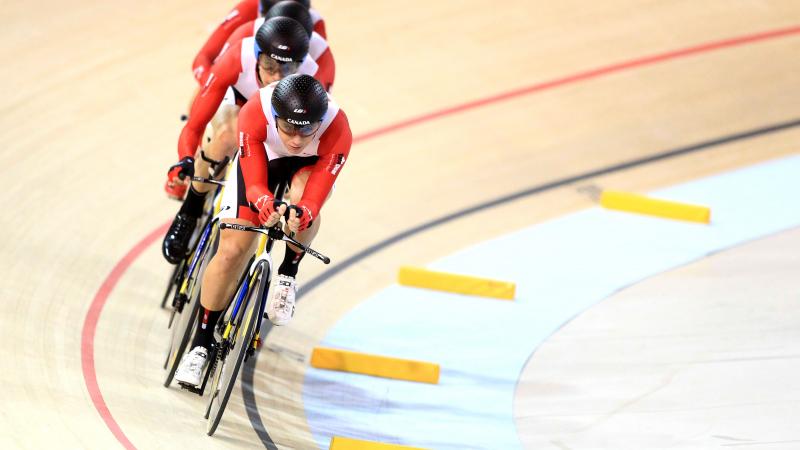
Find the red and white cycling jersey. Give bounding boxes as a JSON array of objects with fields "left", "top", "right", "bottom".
[
  {"left": 308, "top": 8, "right": 325, "bottom": 37},
  {"left": 224, "top": 17, "right": 335, "bottom": 90},
  {"left": 192, "top": 0, "right": 327, "bottom": 83},
  {"left": 237, "top": 82, "right": 351, "bottom": 218},
  {"left": 177, "top": 38, "right": 320, "bottom": 160},
  {"left": 192, "top": 0, "right": 257, "bottom": 84}
]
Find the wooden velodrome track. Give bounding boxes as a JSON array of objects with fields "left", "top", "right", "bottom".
[{"left": 3, "top": 1, "right": 800, "bottom": 448}]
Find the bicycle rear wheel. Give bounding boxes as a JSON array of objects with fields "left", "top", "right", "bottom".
[
  {"left": 163, "top": 222, "right": 219, "bottom": 387},
  {"left": 160, "top": 260, "right": 184, "bottom": 310},
  {"left": 206, "top": 260, "right": 270, "bottom": 436}
]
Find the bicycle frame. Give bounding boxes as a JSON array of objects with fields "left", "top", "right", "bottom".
[
  {"left": 222, "top": 243, "right": 271, "bottom": 345},
  {"left": 219, "top": 200, "right": 283, "bottom": 355},
  {"left": 171, "top": 184, "right": 226, "bottom": 315},
  {"left": 204, "top": 179, "right": 332, "bottom": 433},
  {"left": 164, "top": 179, "right": 229, "bottom": 389}
]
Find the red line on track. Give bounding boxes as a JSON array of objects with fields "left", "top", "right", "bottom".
[
  {"left": 81, "top": 223, "right": 169, "bottom": 450},
  {"left": 354, "top": 25, "right": 800, "bottom": 144},
  {"left": 81, "top": 25, "right": 800, "bottom": 449}
]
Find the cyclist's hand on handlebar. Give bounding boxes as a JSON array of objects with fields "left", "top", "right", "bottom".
[
  {"left": 255, "top": 195, "right": 287, "bottom": 227},
  {"left": 164, "top": 157, "right": 195, "bottom": 199},
  {"left": 169, "top": 157, "right": 195, "bottom": 180},
  {"left": 287, "top": 203, "right": 314, "bottom": 233}
]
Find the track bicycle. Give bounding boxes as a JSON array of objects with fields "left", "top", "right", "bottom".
[
  {"left": 204, "top": 179, "right": 330, "bottom": 436},
  {"left": 159, "top": 176, "right": 226, "bottom": 308},
  {"left": 162, "top": 176, "right": 226, "bottom": 388}
]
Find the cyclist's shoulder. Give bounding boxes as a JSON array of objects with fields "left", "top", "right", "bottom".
[{"left": 318, "top": 108, "right": 352, "bottom": 149}]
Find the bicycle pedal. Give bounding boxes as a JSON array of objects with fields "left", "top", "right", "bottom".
[
  {"left": 172, "top": 293, "right": 189, "bottom": 313},
  {"left": 178, "top": 381, "right": 203, "bottom": 396}
]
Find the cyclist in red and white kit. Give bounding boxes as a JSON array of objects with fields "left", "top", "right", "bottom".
[
  {"left": 175, "top": 74, "right": 352, "bottom": 386},
  {"left": 162, "top": 16, "right": 331, "bottom": 264},
  {"left": 225, "top": 0, "right": 335, "bottom": 91},
  {"left": 192, "top": 0, "right": 327, "bottom": 84}
]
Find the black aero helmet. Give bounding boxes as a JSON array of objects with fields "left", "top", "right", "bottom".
[
  {"left": 254, "top": 17, "right": 309, "bottom": 63},
  {"left": 271, "top": 74, "right": 329, "bottom": 126},
  {"left": 259, "top": 0, "right": 310, "bottom": 15},
  {"left": 265, "top": 1, "right": 313, "bottom": 37}
]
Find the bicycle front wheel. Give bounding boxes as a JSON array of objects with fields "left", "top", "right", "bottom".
[{"left": 206, "top": 260, "right": 269, "bottom": 436}]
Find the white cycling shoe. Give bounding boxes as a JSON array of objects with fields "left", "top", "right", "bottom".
[
  {"left": 267, "top": 274, "right": 296, "bottom": 326},
  {"left": 175, "top": 346, "right": 208, "bottom": 386}
]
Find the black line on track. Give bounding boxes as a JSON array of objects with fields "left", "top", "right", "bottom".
[
  {"left": 242, "top": 117, "right": 800, "bottom": 448},
  {"left": 242, "top": 358, "right": 279, "bottom": 449}
]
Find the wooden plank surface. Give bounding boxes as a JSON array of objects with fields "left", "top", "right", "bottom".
[{"left": 1, "top": 0, "right": 798, "bottom": 448}]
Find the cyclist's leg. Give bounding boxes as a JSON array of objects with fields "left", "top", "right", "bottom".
[
  {"left": 176, "top": 156, "right": 258, "bottom": 386},
  {"left": 199, "top": 220, "right": 258, "bottom": 312},
  {"left": 175, "top": 221, "right": 256, "bottom": 386},
  {"left": 190, "top": 103, "right": 239, "bottom": 195},
  {"left": 163, "top": 90, "right": 240, "bottom": 264},
  {"left": 192, "top": 156, "right": 260, "bottom": 348}
]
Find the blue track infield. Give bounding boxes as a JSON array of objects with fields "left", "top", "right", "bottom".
[{"left": 302, "top": 154, "right": 800, "bottom": 449}]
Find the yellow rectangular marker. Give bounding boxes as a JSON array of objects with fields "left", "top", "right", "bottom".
[
  {"left": 397, "top": 266, "right": 515, "bottom": 300},
  {"left": 600, "top": 190, "right": 711, "bottom": 224},
  {"left": 329, "top": 436, "right": 428, "bottom": 450},
  {"left": 311, "top": 347, "right": 439, "bottom": 384}
]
